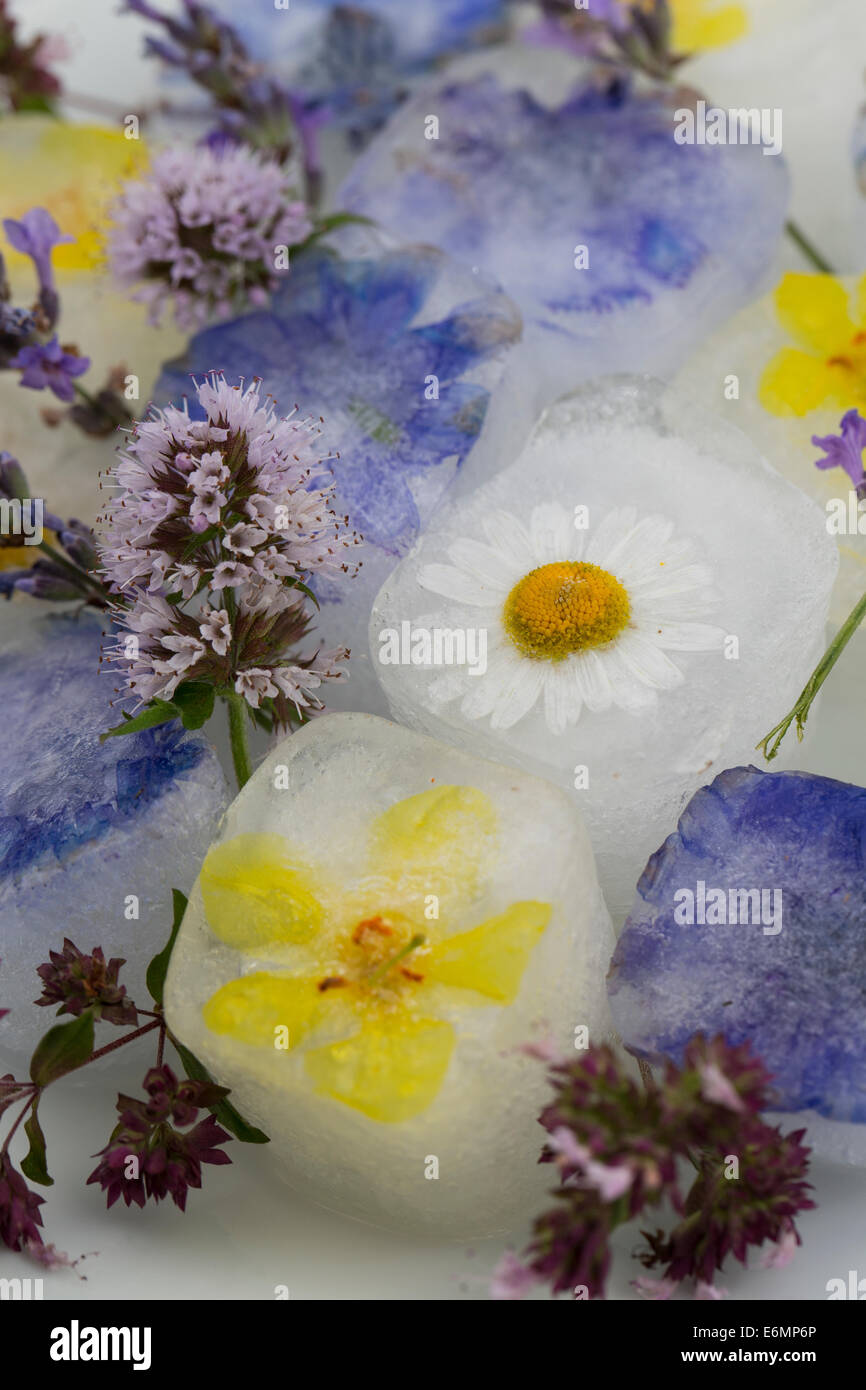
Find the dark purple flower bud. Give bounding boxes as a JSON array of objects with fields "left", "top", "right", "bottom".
[
  {"left": 58, "top": 518, "right": 99, "bottom": 570},
  {"left": 0, "top": 1153, "right": 45, "bottom": 1253},
  {"left": 0, "top": 451, "right": 28, "bottom": 501},
  {"left": 13, "top": 569, "right": 83, "bottom": 603},
  {"left": 88, "top": 1063, "right": 232, "bottom": 1211},
  {"left": 35, "top": 938, "right": 138, "bottom": 1026}
]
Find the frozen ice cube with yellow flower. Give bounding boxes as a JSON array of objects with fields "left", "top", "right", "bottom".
[
  {"left": 164, "top": 712, "right": 615, "bottom": 1236},
  {"left": 673, "top": 271, "right": 866, "bottom": 619},
  {"left": 371, "top": 377, "right": 838, "bottom": 921},
  {"left": 0, "top": 117, "right": 183, "bottom": 527}
]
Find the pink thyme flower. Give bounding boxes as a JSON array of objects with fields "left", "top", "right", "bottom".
[
  {"left": 108, "top": 144, "right": 315, "bottom": 329},
  {"left": 98, "top": 374, "right": 360, "bottom": 722},
  {"left": 490, "top": 1250, "right": 539, "bottom": 1301}
]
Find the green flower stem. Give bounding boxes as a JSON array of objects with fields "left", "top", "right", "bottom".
[
  {"left": 757, "top": 589, "right": 866, "bottom": 760},
  {"left": 226, "top": 693, "right": 253, "bottom": 791},
  {"left": 37, "top": 539, "right": 109, "bottom": 604},
  {"left": 784, "top": 219, "right": 835, "bottom": 275},
  {"left": 367, "top": 933, "right": 426, "bottom": 986},
  {"left": 71, "top": 380, "right": 130, "bottom": 430}
]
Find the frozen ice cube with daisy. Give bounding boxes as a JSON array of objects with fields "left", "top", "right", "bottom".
[{"left": 371, "top": 377, "right": 838, "bottom": 919}]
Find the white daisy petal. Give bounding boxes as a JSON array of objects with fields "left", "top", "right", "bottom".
[
  {"left": 583, "top": 507, "right": 637, "bottom": 565},
  {"left": 616, "top": 631, "right": 685, "bottom": 691},
  {"left": 489, "top": 658, "right": 546, "bottom": 730},
  {"left": 446, "top": 537, "right": 518, "bottom": 591},
  {"left": 575, "top": 648, "right": 615, "bottom": 712},
  {"left": 542, "top": 660, "right": 582, "bottom": 735},
  {"left": 629, "top": 563, "right": 716, "bottom": 603},
  {"left": 460, "top": 646, "right": 516, "bottom": 721},
  {"left": 482, "top": 509, "right": 534, "bottom": 565},
  {"left": 417, "top": 563, "right": 493, "bottom": 606},
  {"left": 529, "top": 503, "right": 579, "bottom": 565},
  {"left": 602, "top": 514, "right": 674, "bottom": 575}
]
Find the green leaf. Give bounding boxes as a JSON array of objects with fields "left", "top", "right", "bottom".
[
  {"left": 100, "top": 699, "right": 180, "bottom": 741},
  {"left": 170, "top": 1037, "right": 269, "bottom": 1144},
  {"left": 30, "top": 1012, "right": 95, "bottom": 1087},
  {"left": 20, "top": 1104, "right": 53, "bottom": 1187},
  {"left": 145, "top": 889, "right": 188, "bottom": 1008},
  {"left": 285, "top": 577, "right": 319, "bottom": 610},
  {"left": 173, "top": 681, "right": 216, "bottom": 731}
]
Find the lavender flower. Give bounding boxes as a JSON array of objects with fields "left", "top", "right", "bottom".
[
  {"left": 813, "top": 408, "right": 866, "bottom": 493},
  {"left": 3, "top": 207, "right": 72, "bottom": 329},
  {"left": 11, "top": 335, "right": 90, "bottom": 401},
  {"left": 108, "top": 145, "right": 314, "bottom": 329},
  {"left": 98, "top": 374, "right": 359, "bottom": 723},
  {"left": 529, "top": 0, "right": 682, "bottom": 83},
  {"left": 87, "top": 1065, "right": 232, "bottom": 1211},
  {"left": 0, "top": 452, "right": 108, "bottom": 608}
]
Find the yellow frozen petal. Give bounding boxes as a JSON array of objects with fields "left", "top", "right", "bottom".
[
  {"left": 759, "top": 348, "right": 862, "bottom": 417},
  {"left": 369, "top": 784, "right": 497, "bottom": 904},
  {"left": 203, "top": 972, "right": 325, "bottom": 1049},
  {"left": 670, "top": 0, "right": 747, "bottom": 52},
  {"left": 853, "top": 274, "right": 866, "bottom": 330},
  {"left": 0, "top": 117, "right": 147, "bottom": 274},
  {"left": 772, "top": 273, "right": 855, "bottom": 356},
  {"left": 200, "top": 834, "right": 324, "bottom": 950},
  {"left": 304, "top": 1017, "right": 456, "bottom": 1123},
  {"left": 425, "top": 901, "right": 551, "bottom": 1003}
]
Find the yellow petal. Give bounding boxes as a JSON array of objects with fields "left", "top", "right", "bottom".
[
  {"left": 853, "top": 274, "right": 866, "bottom": 330},
  {"left": 203, "top": 972, "right": 326, "bottom": 1049},
  {"left": 200, "top": 834, "right": 325, "bottom": 950},
  {"left": 670, "top": 0, "right": 747, "bottom": 52},
  {"left": 425, "top": 901, "right": 551, "bottom": 1003},
  {"left": 0, "top": 118, "right": 148, "bottom": 275},
  {"left": 369, "top": 784, "right": 497, "bottom": 905},
  {"left": 305, "top": 1016, "right": 456, "bottom": 1123},
  {"left": 773, "top": 273, "right": 855, "bottom": 356},
  {"left": 759, "top": 348, "right": 862, "bottom": 417}
]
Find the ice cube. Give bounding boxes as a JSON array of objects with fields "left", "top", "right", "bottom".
[
  {"left": 683, "top": 0, "right": 866, "bottom": 272},
  {"left": 608, "top": 765, "right": 866, "bottom": 1163},
  {"left": 154, "top": 236, "right": 522, "bottom": 715},
  {"left": 0, "top": 605, "right": 227, "bottom": 1064},
  {"left": 370, "top": 377, "right": 838, "bottom": 921},
  {"left": 672, "top": 275, "right": 866, "bottom": 622},
  {"left": 164, "top": 711, "right": 615, "bottom": 1236},
  {"left": 338, "top": 51, "right": 789, "bottom": 416}
]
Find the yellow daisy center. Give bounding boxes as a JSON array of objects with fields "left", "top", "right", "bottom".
[{"left": 503, "top": 561, "right": 631, "bottom": 660}]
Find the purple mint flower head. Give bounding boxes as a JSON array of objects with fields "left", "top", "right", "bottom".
[
  {"left": 11, "top": 335, "right": 89, "bottom": 402},
  {"left": 812, "top": 409, "right": 866, "bottom": 491},
  {"left": 35, "top": 939, "right": 138, "bottom": 1026},
  {"left": 108, "top": 144, "right": 314, "bottom": 329},
  {"left": 87, "top": 1064, "right": 232, "bottom": 1211},
  {"left": 98, "top": 373, "right": 358, "bottom": 722}
]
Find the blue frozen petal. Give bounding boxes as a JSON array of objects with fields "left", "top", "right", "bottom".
[
  {"left": 608, "top": 766, "right": 866, "bottom": 1124},
  {"left": 155, "top": 247, "right": 519, "bottom": 562}
]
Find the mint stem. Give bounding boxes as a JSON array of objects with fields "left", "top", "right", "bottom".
[
  {"left": 226, "top": 693, "right": 252, "bottom": 790},
  {"left": 785, "top": 219, "right": 835, "bottom": 274},
  {"left": 757, "top": 589, "right": 866, "bottom": 760}
]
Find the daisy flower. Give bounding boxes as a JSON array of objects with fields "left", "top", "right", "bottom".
[{"left": 417, "top": 502, "right": 725, "bottom": 735}]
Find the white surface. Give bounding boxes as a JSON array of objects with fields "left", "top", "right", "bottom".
[{"left": 1, "top": 0, "right": 865, "bottom": 1301}]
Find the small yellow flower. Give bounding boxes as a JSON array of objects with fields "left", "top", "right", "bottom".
[
  {"left": 759, "top": 273, "right": 866, "bottom": 417},
  {"left": 669, "top": 0, "right": 748, "bottom": 51},
  {"left": 0, "top": 117, "right": 146, "bottom": 275},
  {"left": 200, "top": 786, "right": 551, "bottom": 1123}
]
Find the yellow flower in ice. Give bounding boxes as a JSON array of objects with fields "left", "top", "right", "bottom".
[
  {"left": 0, "top": 117, "right": 146, "bottom": 275},
  {"left": 759, "top": 274, "right": 866, "bottom": 417},
  {"left": 201, "top": 786, "right": 551, "bottom": 1123},
  {"left": 669, "top": 0, "right": 747, "bottom": 52}
]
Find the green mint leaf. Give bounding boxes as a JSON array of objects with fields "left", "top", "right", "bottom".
[
  {"left": 30, "top": 1011, "right": 95, "bottom": 1086},
  {"left": 100, "top": 699, "right": 181, "bottom": 741},
  {"left": 173, "top": 681, "right": 216, "bottom": 731},
  {"left": 145, "top": 889, "right": 188, "bottom": 1008},
  {"left": 20, "top": 1104, "right": 53, "bottom": 1187},
  {"left": 170, "top": 1037, "right": 269, "bottom": 1144}
]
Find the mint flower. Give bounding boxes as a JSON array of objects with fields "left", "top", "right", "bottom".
[{"left": 108, "top": 145, "right": 314, "bottom": 329}]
